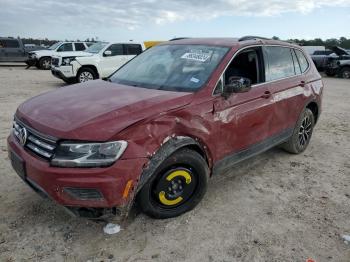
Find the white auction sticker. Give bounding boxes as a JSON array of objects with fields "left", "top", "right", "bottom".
[{"left": 181, "top": 50, "right": 212, "bottom": 62}]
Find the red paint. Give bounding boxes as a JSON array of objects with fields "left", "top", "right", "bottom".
[{"left": 8, "top": 38, "right": 323, "bottom": 212}]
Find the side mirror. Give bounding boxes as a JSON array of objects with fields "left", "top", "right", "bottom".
[
  {"left": 104, "top": 50, "right": 112, "bottom": 56},
  {"left": 222, "top": 77, "right": 252, "bottom": 98}
]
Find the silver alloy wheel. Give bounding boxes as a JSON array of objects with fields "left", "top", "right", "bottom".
[
  {"left": 42, "top": 59, "right": 51, "bottom": 69},
  {"left": 298, "top": 115, "right": 312, "bottom": 147},
  {"left": 79, "top": 71, "right": 94, "bottom": 82},
  {"left": 342, "top": 70, "right": 350, "bottom": 79}
]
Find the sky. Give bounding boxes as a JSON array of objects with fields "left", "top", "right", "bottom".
[{"left": 0, "top": 0, "right": 350, "bottom": 42}]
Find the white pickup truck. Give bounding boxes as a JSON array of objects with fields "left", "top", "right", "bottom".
[
  {"left": 51, "top": 42, "right": 144, "bottom": 83},
  {"left": 27, "top": 42, "right": 91, "bottom": 69}
]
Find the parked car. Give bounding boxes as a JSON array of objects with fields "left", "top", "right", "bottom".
[
  {"left": 27, "top": 41, "right": 92, "bottom": 69},
  {"left": 325, "top": 46, "right": 350, "bottom": 77},
  {"left": 0, "top": 37, "right": 45, "bottom": 63},
  {"left": 51, "top": 42, "right": 144, "bottom": 83},
  {"left": 310, "top": 50, "right": 335, "bottom": 71},
  {"left": 8, "top": 37, "right": 323, "bottom": 220}
]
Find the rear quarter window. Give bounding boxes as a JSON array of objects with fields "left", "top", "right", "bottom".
[{"left": 295, "top": 50, "right": 309, "bottom": 73}]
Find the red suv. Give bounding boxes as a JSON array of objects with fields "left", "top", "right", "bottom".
[{"left": 8, "top": 37, "right": 323, "bottom": 219}]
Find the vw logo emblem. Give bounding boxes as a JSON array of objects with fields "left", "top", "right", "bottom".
[{"left": 18, "top": 127, "right": 28, "bottom": 146}]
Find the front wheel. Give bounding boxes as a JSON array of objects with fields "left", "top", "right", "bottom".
[
  {"left": 77, "top": 68, "right": 97, "bottom": 83},
  {"left": 340, "top": 67, "right": 350, "bottom": 79},
  {"left": 281, "top": 108, "right": 315, "bottom": 154},
  {"left": 39, "top": 57, "right": 51, "bottom": 70},
  {"left": 137, "top": 148, "right": 209, "bottom": 219}
]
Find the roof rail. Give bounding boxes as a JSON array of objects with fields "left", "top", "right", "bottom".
[
  {"left": 238, "top": 36, "right": 270, "bottom": 42},
  {"left": 169, "top": 37, "right": 190, "bottom": 41}
]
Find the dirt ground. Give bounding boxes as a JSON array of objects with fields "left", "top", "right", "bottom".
[{"left": 0, "top": 66, "right": 349, "bottom": 262}]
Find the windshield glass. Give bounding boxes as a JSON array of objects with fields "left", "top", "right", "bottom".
[
  {"left": 110, "top": 44, "right": 229, "bottom": 92},
  {"left": 86, "top": 42, "right": 108, "bottom": 53},
  {"left": 49, "top": 42, "right": 62, "bottom": 50}
]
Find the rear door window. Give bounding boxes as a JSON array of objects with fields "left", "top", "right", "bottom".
[
  {"left": 295, "top": 50, "right": 309, "bottom": 73},
  {"left": 105, "top": 44, "right": 124, "bottom": 56},
  {"left": 125, "top": 44, "right": 142, "bottom": 55},
  {"left": 74, "top": 43, "right": 86, "bottom": 51},
  {"left": 264, "top": 46, "right": 296, "bottom": 81}
]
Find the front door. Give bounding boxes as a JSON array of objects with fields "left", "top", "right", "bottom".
[
  {"left": 212, "top": 46, "right": 277, "bottom": 166},
  {"left": 100, "top": 44, "right": 128, "bottom": 77}
]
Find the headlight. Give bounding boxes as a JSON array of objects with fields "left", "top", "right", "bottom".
[
  {"left": 51, "top": 141, "right": 127, "bottom": 167},
  {"left": 61, "top": 57, "right": 76, "bottom": 66}
]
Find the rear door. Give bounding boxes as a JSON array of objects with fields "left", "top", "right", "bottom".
[
  {"left": 99, "top": 44, "right": 128, "bottom": 77},
  {"left": 263, "top": 46, "right": 307, "bottom": 131},
  {"left": 124, "top": 44, "right": 142, "bottom": 61}
]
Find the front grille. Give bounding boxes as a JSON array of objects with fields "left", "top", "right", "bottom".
[
  {"left": 13, "top": 119, "right": 57, "bottom": 160},
  {"left": 51, "top": 57, "right": 59, "bottom": 66}
]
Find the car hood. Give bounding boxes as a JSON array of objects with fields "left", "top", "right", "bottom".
[
  {"left": 331, "top": 46, "right": 349, "bottom": 56},
  {"left": 16, "top": 80, "right": 193, "bottom": 141},
  {"left": 54, "top": 51, "right": 93, "bottom": 58},
  {"left": 31, "top": 50, "right": 88, "bottom": 57}
]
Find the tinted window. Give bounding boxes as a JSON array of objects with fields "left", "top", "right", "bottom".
[
  {"left": 125, "top": 44, "right": 142, "bottom": 55},
  {"left": 265, "top": 46, "right": 295, "bottom": 81},
  {"left": 57, "top": 43, "right": 73, "bottom": 52},
  {"left": 74, "top": 43, "right": 86, "bottom": 51},
  {"left": 295, "top": 50, "right": 309, "bottom": 73},
  {"left": 105, "top": 44, "right": 123, "bottom": 56},
  {"left": 313, "top": 51, "right": 325, "bottom": 55},
  {"left": 0, "top": 39, "right": 20, "bottom": 48}
]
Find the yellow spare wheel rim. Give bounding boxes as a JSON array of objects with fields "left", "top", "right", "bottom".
[{"left": 155, "top": 168, "right": 195, "bottom": 207}]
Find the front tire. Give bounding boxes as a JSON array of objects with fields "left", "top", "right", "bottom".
[
  {"left": 282, "top": 108, "right": 315, "bottom": 154},
  {"left": 137, "top": 148, "right": 209, "bottom": 219},
  {"left": 340, "top": 67, "right": 350, "bottom": 79},
  {"left": 77, "top": 68, "right": 97, "bottom": 83},
  {"left": 39, "top": 57, "right": 51, "bottom": 70}
]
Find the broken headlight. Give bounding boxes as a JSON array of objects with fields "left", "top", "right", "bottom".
[{"left": 51, "top": 141, "right": 127, "bottom": 167}]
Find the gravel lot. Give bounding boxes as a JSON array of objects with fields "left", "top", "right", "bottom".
[{"left": 0, "top": 66, "right": 349, "bottom": 262}]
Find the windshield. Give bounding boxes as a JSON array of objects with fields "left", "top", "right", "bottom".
[
  {"left": 86, "top": 42, "right": 108, "bottom": 53},
  {"left": 49, "top": 42, "right": 62, "bottom": 50},
  {"left": 110, "top": 44, "right": 229, "bottom": 92}
]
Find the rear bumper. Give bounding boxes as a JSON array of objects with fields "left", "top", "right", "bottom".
[{"left": 7, "top": 133, "right": 148, "bottom": 217}]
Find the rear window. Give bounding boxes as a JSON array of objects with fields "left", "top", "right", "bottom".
[
  {"left": 265, "top": 46, "right": 296, "bottom": 81},
  {"left": 125, "top": 44, "right": 142, "bottom": 55},
  {"left": 0, "top": 39, "right": 20, "bottom": 48},
  {"left": 295, "top": 50, "right": 309, "bottom": 73}
]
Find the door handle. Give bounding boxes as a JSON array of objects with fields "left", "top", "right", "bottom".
[
  {"left": 261, "top": 91, "right": 271, "bottom": 99},
  {"left": 299, "top": 81, "right": 306, "bottom": 87}
]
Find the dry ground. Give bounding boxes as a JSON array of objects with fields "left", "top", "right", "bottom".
[{"left": 0, "top": 66, "right": 349, "bottom": 262}]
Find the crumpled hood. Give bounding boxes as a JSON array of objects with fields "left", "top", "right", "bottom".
[
  {"left": 54, "top": 51, "right": 93, "bottom": 59},
  {"left": 331, "top": 46, "right": 349, "bottom": 56},
  {"left": 16, "top": 80, "right": 192, "bottom": 141},
  {"left": 31, "top": 50, "right": 88, "bottom": 57}
]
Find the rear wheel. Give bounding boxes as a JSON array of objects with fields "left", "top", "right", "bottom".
[
  {"left": 340, "top": 67, "right": 350, "bottom": 79},
  {"left": 282, "top": 108, "right": 315, "bottom": 154},
  {"left": 137, "top": 148, "right": 209, "bottom": 219},
  {"left": 77, "top": 68, "right": 97, "bottom": 83},
  {"left": 39, "top": 57, "right": 51, "bottom": 70}
]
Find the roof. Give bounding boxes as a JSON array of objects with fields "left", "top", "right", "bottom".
[{"left": 162, "top": 37, "right": 299, "bottom": 49}]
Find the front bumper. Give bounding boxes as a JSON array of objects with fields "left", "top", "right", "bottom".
[
  {"left": 7, "top": 133, "right": 148, "bottom": 217},
  {"left": 325, "top": 65, "right": 340, "bottom": 76},
  {"left": 51, "top": 66, "right": 76, "bottom": 82},
  {"left": 25, "top": 57, "right": 38, "bottom": 66}
]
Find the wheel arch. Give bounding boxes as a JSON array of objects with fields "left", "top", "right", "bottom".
[
  {"left": 136, "top": 136, "right": 211, "bottom": 193},
  {"left": 78, "top": 64, "right": 99, "bottom": 79},
  {"left": 306, "top": 101, "right": 319, "bottom": 124}
]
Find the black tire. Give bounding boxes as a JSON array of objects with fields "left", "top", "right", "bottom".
[
  {"left": 39, "top": 57, "right": 51, "bottom": 70},
  {"left": 340, "top": 67, "right": 350, "bottom": 79},
  {"left": 281, "top": 108, "right": 315, "bottom": 154},
  {"left": 137, "top": 148, "right": 209, "bottom": 219},
  {"left": 77, "top": 67, "right": 97, "bottom": 83}
]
